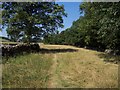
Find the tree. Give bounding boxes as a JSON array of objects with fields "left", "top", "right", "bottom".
[
  {"left": 42, "top": 2, "right": 120, "bottom": 53},
  {"left": 2, "top": 2, "right": 67, "bottom": 43},
  {"left": 92, "top": 2, "right": 120, "bottom": 50}
]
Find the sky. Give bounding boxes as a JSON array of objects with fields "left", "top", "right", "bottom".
[
  {"left": 57, "top": 2, "right": 82, "bottom": 32},
  {"left": 0, "top": 2, "right": 82, "bottom": 37}
]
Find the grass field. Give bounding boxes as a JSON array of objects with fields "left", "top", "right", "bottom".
[
  {"left": 0, "top": 37, "right": 10, "bottom": 42},
  {"left": 2, "top": 44, "right": 119, "bottom": 88},
  {"left": 0, "top": 37, "right": 19, "bottom": 45}
]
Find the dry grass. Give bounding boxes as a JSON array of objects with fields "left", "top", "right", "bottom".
[
  {"left": 42, "top": 44, "right": 118, "bottom": 88},
  {"left": 2, "top": 53, "right": 53, "bottom": 88},
  {"left": 2, "top": 44, "right": 119, "bottom": 88}
]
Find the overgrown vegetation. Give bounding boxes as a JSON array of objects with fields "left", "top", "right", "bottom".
[{"left": 44, "top": 2, "right": 120, "bottom": 54}]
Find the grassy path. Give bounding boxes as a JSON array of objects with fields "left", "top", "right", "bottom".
[
  {"left": 48, "top": 54, "right": 58, "bottom": 88},
  {"left": 43, "top": 44, "right": 118, "bottom": 88},
  {"left": 2, "top": 44, "right": 119, "bottom": 88}
]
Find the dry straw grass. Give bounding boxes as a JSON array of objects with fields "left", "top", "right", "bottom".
[{"left": 2, "top": 44, "right": 119, "bottom": 88}]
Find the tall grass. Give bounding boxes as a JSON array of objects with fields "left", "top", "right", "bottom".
[
  {"left": 2, "top": 53, "right": 53, "bottom": 88},
  {"left": 2, "top": 44, "right": 119, "bottom": 88}
]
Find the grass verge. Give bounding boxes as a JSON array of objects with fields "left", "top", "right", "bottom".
[{"left": 2, "top": 53, "right": 53, "bottom": 88}]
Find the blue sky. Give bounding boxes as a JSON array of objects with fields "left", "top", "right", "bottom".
[
  {"left": 57, "top": 2, "right": 82, "bottom": 32},
  {"left": 0, "top": 2, "right": 82, "bottom": 37}
]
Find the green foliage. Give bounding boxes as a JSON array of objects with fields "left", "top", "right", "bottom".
[
  {"left": 45, "top": 2, "right": 120, "bottom": 52},
  {"left": 2, "top": 2, "right": 67, "bottom": 43}
]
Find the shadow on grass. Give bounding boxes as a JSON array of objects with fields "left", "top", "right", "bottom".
[
  {"left": 39, "top": 48, "right": 78, "bottom": 54},
  {"left": 2, "top": 48, "right": 78, "bottom": 64},
  {"left": 97, "top": 53, "right": 120, "bottom": 64}
]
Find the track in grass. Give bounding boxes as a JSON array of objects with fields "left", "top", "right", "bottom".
[
  {"left": 47, "top": 54, "right": 58, "bottom": 88},
  {"left": 2, "top": 44, "right": 119, "bottom": 88}
]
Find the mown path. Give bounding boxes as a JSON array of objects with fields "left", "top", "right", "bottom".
[
  {"left": 48, "top": 54, "right": 58, "bottom": 88},
  {"left": 42, "top": 44, "right": 118, "bottom": 88},
  {"left": 2, "top": 44, "right": 119, "bottom": 88}
]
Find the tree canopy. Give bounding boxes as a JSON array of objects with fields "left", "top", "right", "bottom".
[
  {"left": 2, "top": 2, "right": 67, "bottom": 42},
  {"left": 44, "top": 2, "right": 120, "bottom": 52}
]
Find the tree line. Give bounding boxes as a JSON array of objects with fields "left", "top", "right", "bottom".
[{"left": 44, "top": 2, "right": 120, "bottom": 53}]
